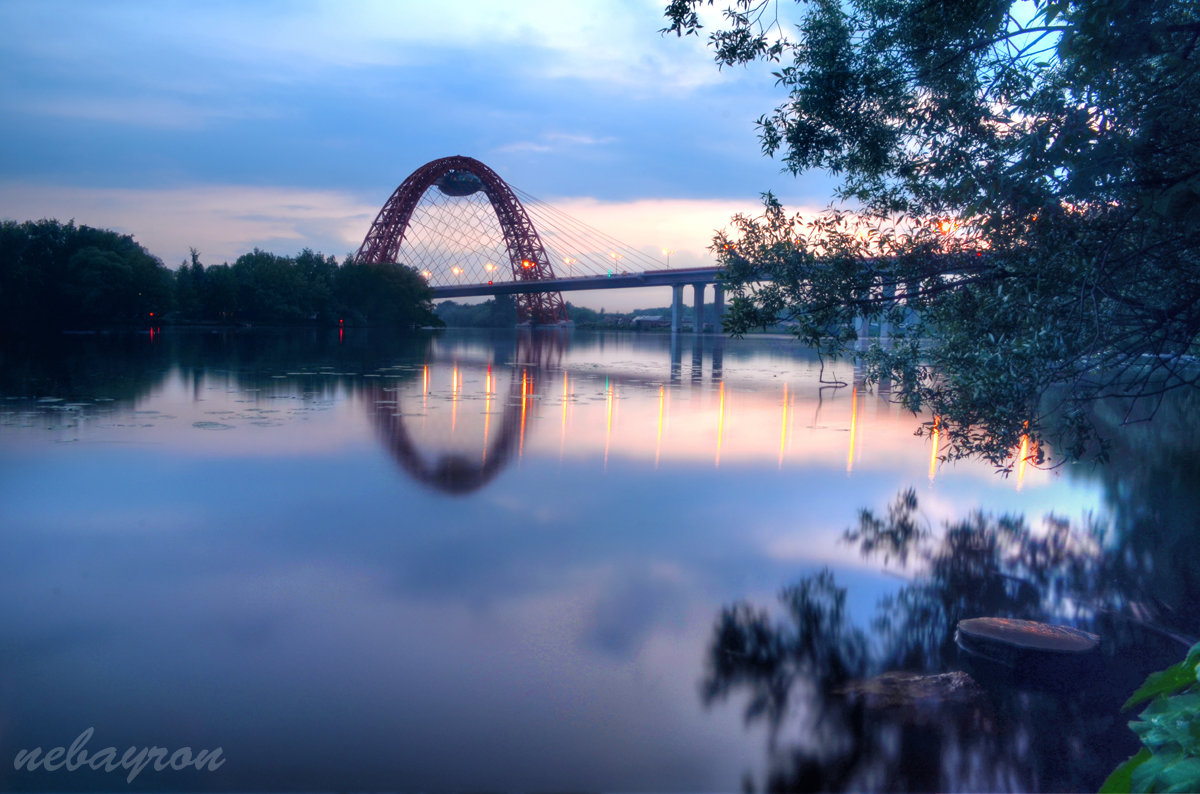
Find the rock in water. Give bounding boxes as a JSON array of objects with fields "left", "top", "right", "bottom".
[
  {"left": 955, "top": 617, "right": 1100, "bottom": 688},
  {"left": 837, "top": 670, "right": 985, "bottom": 708},
  {"left": 835, "top": 671, "right": 992, "bottom": 728}
]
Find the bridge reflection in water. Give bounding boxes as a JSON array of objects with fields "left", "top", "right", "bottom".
[
  {"left": 364, "top": 332, "right": 566, "bottom": 495},
  {"left": 361, "top": 331, "right": 1040, "bottom": 496}
]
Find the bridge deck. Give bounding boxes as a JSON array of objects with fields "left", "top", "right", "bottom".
[{"left": 430, "top": 266, "right": 724, "bottom": 298}]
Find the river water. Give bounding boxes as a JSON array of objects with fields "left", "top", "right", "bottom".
[{"left": 0, "top": 328, "right": 1194, "bottom": 791}]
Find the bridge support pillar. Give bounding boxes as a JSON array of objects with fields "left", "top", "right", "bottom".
[
  {"left": 671, "top": 284, "right": 684, "bottom": 334},
  {"left": 713, "top": 284, "right": 725, "bottom": 330},
  {"left": 670, "top": 332, "right": 682, "bottom": 383},
  {"left": 693, "top": 283, "right": 707, "bottom": 332}
]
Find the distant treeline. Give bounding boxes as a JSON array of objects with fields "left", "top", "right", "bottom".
[{"left": 0, "top": 219, "right": 441, "bottom": 333}]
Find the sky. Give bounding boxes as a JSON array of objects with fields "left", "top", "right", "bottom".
[{"left": 0, "top": 0, "right": 838, "bottom": 311}]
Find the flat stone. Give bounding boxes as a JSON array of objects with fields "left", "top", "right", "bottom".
[
  {"left": 956, "top": 618, "right": 1102, "bottom": 689},
  {"left": 957, "top": 618, "right": 1099, "bottom": 654}
]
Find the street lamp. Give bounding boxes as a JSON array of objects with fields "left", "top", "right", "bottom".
[
  {"left": 662, "top": 247, "right": 675, "bottom": 267},
  {"left": 608, "top": 251, "right": 622, "bottom": 277}
]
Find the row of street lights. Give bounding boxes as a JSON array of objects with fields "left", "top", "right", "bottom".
[{"left": 423, "top": 246, "right": 678, "bottom": 281}]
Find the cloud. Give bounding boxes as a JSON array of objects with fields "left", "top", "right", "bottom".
[
  {"left": 264, "top": 0, "right": 727, "bottom": 92},
  {"left": 0, "top": 182, "right": 377, "bottom": 266},
  {"left": 498, "top": 132, "right": 618, "bottom": 154},
  {"left": 16, "top": 96, "right": 278, "bottom": 130},
  {"left": 0, "top": 0, "right": 731, "bottom": 102},
  {"left": 533, "top": 195, "right": 828, "bottom": 269},
  {"left": 0, "top": 180, "right": 827, "bottom": 313}
]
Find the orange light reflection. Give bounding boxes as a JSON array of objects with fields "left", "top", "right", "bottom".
[
  {"left": 928, "top": 417, "right": 940, "bottom": 482},
  {"left": 450, "top": 365, "right": 459, "bottom": 434},
  {"left": 847, "top": 387, "right": 858, "bottom": 473},
  {"left": 482, "top": 365, "right": 492, "bottom": 463},
  {"left": 1016, "top": 433, "right": 1030, "bottom": 490},
  {"left": 519, "top": 369, "right": 528, "bottom": 460},
  {"left": 561, "top": 371, "right": 569, "bottom": 459},
  {"left": 655, "top": 385, "right": 665, "bottom": 468},
  {"left": 422, "top": 364, "right": 429, "bottom": 428},
  {"left": 604, "top": 379, "right": 614, "bottom": 470},
  {"left": 779, "top": 383, "right": 788, "bottom": 468},
  {"left": 716, "top": 382, "right": 726, "bottom": 467}
]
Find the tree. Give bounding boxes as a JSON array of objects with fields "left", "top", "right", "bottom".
[
  {"left": 199, "top": 263, "right": 238, "bottom": 321},
  {"left": 232, "top": 248, "right": 309, "bottom": 322},
  {"left": 334, "top": 261, "right": 441, "bottom": 328},
  {"left": 0, "top": 219, "right": 173, "bottom": 331},
  {"left": 294, "top": 247, "right": 339, "bottom": 320},
  {"left": 664, "top": 0, "right": 1200, "bottom": 467}
]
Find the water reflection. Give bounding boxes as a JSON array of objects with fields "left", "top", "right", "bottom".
[
  {"left": 670, "top": 333, "right": 725, "bottom": 384},
  {"left": 1, "top": 329, "right": 1065, "bottom": 497},
  {"left": 704, "top": 479, "right": 1197, "bottom": 792},
  {"left": 364, "top": 332, "right": 566, "bottom": 494},
  {"left": 372, "top": 330, "right": 830, "bottom": 489},
  {"left": 0, "top": 327, "right": 1176, "bottom": 791}
]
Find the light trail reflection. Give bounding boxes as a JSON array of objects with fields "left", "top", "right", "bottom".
[
  {"left": 656, "top": 385, "right": 665, "bottom": 469},
  {"left": 715, "top": 381, "right": 726, "bottom": 467},
  {"left": 847, "top": 386, "right": 859, "bottom": 473},
  {"left": 362, "top": 333, "right": 1049, "bottom": 495}
]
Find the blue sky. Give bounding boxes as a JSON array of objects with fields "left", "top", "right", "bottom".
[{"left": 0, "top": 0, "right": 836, "bottom": 310}]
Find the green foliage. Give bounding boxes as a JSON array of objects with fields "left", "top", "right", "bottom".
[
  {"left": 335, "top": 260, "right": 441, "bottom": 327},
  {"left": 0, "top": 219, "right": 173, "bottom": 331},
  {"left": 1102, "top": 643, "right": 1200, "bottom": 793},
  {"left": 232, "top": 249, "right": 310, "bottom": 322},
  {"left": 563, "top": 302, "right": 608, "bottom": 326},
  {"left": 0, "top": 219, "right": 441, "bottom": 330},
  {"left": 664, "top": 0, "right": 1200, "bottom": 467},
  {"left": 707, "top": 479, "right": 1200, "bottom": 791}
]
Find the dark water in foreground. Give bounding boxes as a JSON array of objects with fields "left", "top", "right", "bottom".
[{"left": 0, "top": 328, "right": 1196, "bottom": 792}]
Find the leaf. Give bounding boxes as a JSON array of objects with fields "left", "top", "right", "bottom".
[
  {"left": 1131, "top": 751, "right": 1173, "bottom": 792},
  {"left": 1131, "top": 699, "right": 1200, "bottom": 753},
  {"left": 1160, "top": 756, "right": 1200, "bottom": 793},
  {"left": 1124, "top": 662, "right": 1198, "bottom": 711},
  {"left": 1099, "top": 746, "right": 1151, "bottom": 794}
]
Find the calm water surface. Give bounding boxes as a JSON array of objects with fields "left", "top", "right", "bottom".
[{"left": 0, "top": 328, "right": 1194, "bottom": 791}]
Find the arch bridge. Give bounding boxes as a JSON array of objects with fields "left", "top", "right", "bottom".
[{"left": 355, "top": 155, "right": 727, "bottom": 332}]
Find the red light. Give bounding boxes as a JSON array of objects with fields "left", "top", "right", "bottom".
[
  {"left": 339, "top": 318, "right": 344, "bottom": 326},
  {"left": 149, "top": 312, "right": 154, "bottom": 317},
  {"left": 488, "top": 280, "right": 493, "bottom": 285}
]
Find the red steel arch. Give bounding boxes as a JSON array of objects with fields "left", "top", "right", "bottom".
[{"left": 355, "top": 155, "right": 569, "bottom": 325}]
